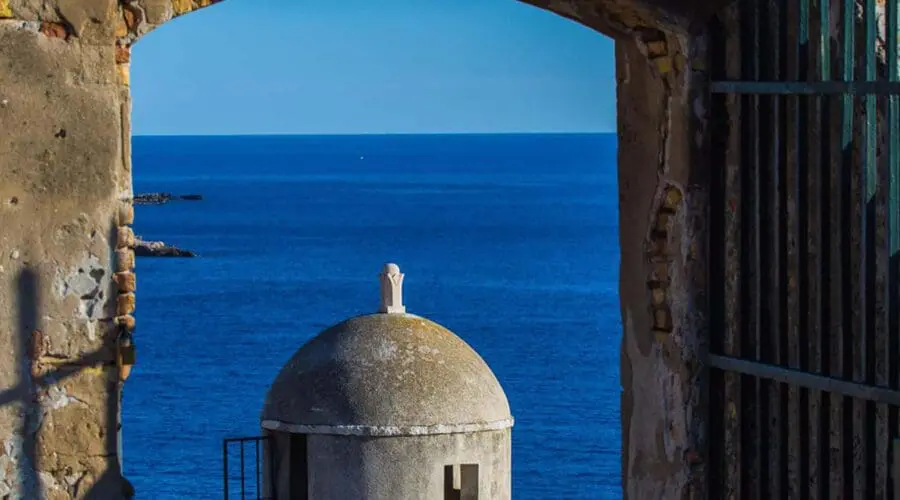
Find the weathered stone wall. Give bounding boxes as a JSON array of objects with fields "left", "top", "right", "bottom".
[
  {"left": 615, "top": 29, "right": 710, "bottom": 499},
  {"left": 302, "top": 431, "right": 511, "bottom": 499},
  {"left": 0, "top": 0, "right": 722, "bottom": 498},
  {"left": 0, "top": 2, "right": 135, "bottom": 497}
]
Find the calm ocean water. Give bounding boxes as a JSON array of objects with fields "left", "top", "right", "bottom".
[{"left": 125, "top": 133, "right": 621, "bottom": 499}]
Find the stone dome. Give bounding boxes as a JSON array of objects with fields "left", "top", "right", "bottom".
[{"left": 260, "top": 264, "right": 512, "bottom": 436}]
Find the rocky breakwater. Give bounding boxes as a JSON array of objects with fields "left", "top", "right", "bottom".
[
  {"left": 134, "top": 238, "right": 196, "bottom": 258},
  {"left": 134, "top": 192, "right": 203, "bottom": 205},
  {"left": 131, "top": 192, "right": 201, "bottom": 257}
]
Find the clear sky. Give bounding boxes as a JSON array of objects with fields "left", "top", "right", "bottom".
[{"left": 131, "top": 0, "right": 615, "bottom": 135}]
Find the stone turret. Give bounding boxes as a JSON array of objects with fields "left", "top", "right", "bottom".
[{"left": 261, "top": 263, "right": 513, "bottom": 499}]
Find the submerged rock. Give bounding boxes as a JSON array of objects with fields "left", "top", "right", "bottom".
[
  {"left": 133, "top": 193, "right": 203, "bottom": 205},
  {"left": 134, "top": 238, "right": 196, "bottom": 258}
]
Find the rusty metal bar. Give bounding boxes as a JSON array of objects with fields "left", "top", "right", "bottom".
[
  {"left": 815, "top": 0, "right": 839, "bottom": 496},
  {"left": 759, "top": 1, "right": 785, "bottom": 494},
  {"left": 839, "top": 0, "right": 857, "bottom": 496},
  {"left": 789, "top": 0, "right": 810, "bottom": 495},
  {"left": 708, "top": 354, "right": 900, "bottom": 408},
  {"left": 889, "top": 1, "right": 900, "bottom": 498},
  {"left": 706, "top": 7, "right": 735, "bottom": 496},
  {"left": 739, "top": 0, "right": 764, "bottom": 495},
  {"left": 862, "top": 1, "right": 883, "bottom": 496}
]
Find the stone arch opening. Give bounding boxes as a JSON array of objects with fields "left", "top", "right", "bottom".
[
  {"left": 0, "top": 0, "right": 726, "bottom": 498},
  {"left": 128, "top": 2, "right": 617, "bottom": 497}
]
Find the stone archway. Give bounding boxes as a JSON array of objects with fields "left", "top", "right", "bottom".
[{"left": 0, "top": 0, "right": 726, "bottom": 498}]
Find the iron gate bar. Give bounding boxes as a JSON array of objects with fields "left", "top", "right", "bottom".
[
  {"left": 710, "top": 81, "right": 900, "bottom": 95},
  {"left": 255, "top": 439, "right": 260, "bottom": 497},
  {"left": 775, "top": 3, "right": 790, "bottom": 491},
  {"left": 791, "top": 1, "right": 812, "bottom": 495},
  {"left": 849, "top": 0, "right": 863, "bottom": 492},
  {"left": 708, "top": 354, "right": 900, "bottom": 407},
  {"left": 892, "top": 0, "right": 900, "bottom": 257},
  {"left": 865, "top": 0, "right": 877, "bottom": 203},
  {"left": 739, "top": 0, "right": 765, "bottom": 493},
  {"left": 863, "top": 0, "right": 880, "bottom": 494},
  {"left": 890, "top": 0, "right": 900, "bottom": 469},
  {"left": 837, "top": 0, "right": 854, "bottom": 495},
  {"left": 223, "top": 436, "right": 274, "bottom": 500},
  {"left": 704, "top": 10, "right": 728, "bottom": 496},
  {"left": 814, "top": 0, "right": 832, "bottom": 495},
  {"left": 758, "top": 1, "right": 786, "bottom": 491}
]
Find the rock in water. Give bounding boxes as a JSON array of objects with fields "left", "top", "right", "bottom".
[
  {"left": 134, "top": 238, "right": 196, "bottom": 258},
  {"left": 133, "top": 193, "right": 203, "bottom": 205},
  {"left": 133, "top": 193, "right": 172, "bottom": 205}
]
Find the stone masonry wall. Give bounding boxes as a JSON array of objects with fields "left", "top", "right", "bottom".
[
  {"left": 615, "top": 29, "right": 711, "bottom": 500},
  {"left": 0, "top": 0, "right": 722, "bottom": 498},
  {"left": 0, "top": 0, "right": 136, "bottom": 496}
]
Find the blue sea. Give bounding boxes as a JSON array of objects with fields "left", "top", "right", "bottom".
[{"left": 125, "top": 133, "right": 621, "bottom": 499}]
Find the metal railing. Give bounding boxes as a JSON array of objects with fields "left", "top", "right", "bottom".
[{"left": 223, "top": 436, "right": 274, "bottom": 500}]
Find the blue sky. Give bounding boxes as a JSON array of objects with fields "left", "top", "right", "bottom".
[{"left": 131, "top": 0, "right": 614, "bottom": 135}]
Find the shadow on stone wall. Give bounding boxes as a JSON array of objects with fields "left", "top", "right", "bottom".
[
  {"left": 0, "top": 259, "right": 132, "bottom": 498},
  {"left": 15, "top": 267, "right": 43, "bottom": 498}
]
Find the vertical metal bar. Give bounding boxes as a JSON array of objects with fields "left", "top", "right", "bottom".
[
  {"left": 778, "top": 0, "right": 790, "bottom": 495},
  {"left": 889, "top": 1, "right": 900, "bottom": 499},
  {"left": 270, "top": 437, "right": 277, "bottom": 500},
  {"left": 240, "top": 440, "right": 246, "bottom": 499},
  {"left": 839, "top": 0, "right": 857, "bottom": 497},
  {"left": 863, "top": 0, "right": 881, "bottom": 496},
  {"left": 891, "top": 0, "right": 900, "bottom": 245},
  {"left": 752, "top": 1, "right": 764, "bottom": 495},
  {"left": 758, "top": 1, "right": 783, "bottom": 496},
  {"left": 777, "top": 5, "right": 791, "bottom": 495},
  {"left": 740, "top": 0, "right": 764, "bottom": 496},
  {"left": 864, "top": 0, "right": 877, "bottom": 202},
  {"left": 792, "top": 0, "right": 812, "bottom": 497},
  {"left": 818, "top": 1, "right": 842, "bottom": 497},
  {"left": 224, "top": 440, "right": 230, "bottom": 500}
]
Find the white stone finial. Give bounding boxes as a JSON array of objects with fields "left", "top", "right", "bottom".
[{"left": 379, "top": 263, "right": 406, "bottom": 314}]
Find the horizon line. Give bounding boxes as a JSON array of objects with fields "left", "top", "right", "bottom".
[{"left": 133, "top": 131, "right": 615, "bottom": 138}]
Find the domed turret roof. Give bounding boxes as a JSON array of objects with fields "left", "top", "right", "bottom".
[{"left": 261, "top": 264, "right": 512, "bottom": 436}]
